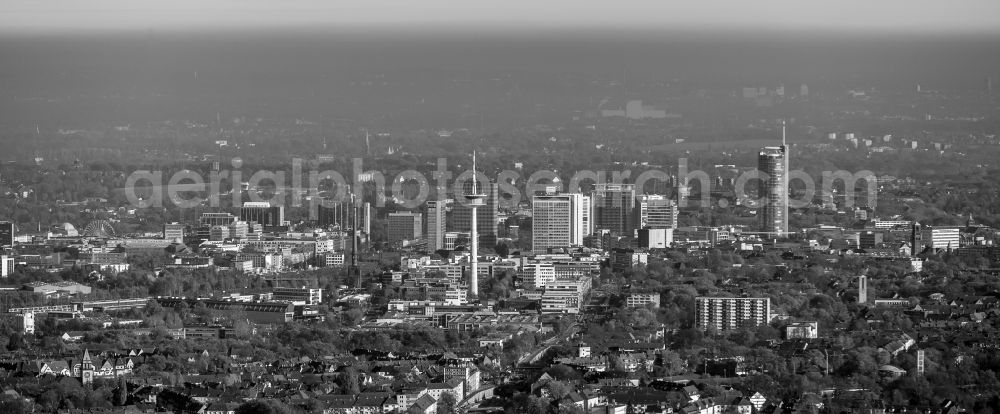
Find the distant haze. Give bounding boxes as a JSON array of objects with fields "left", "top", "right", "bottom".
[
  {"left": 2, "top": 0, "right": 1000, "bottom": 35},
  {"left": 1, "top": 30, "right": 998, "bottom": 127},
  {"left": 1, "top": 1, "right": 999, "bottom": 128}
]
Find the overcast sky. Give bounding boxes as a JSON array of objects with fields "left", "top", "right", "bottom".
[{"left": 2, "top": 0, "right": 1000, "bottom": 35}]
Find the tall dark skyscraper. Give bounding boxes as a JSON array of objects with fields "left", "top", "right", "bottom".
[
  {"left": 318, "top": 200, "right": 371, "bottom": 242},
  {"left": 758, "top": 122, "right": 788, "bottom": 235},
  {"left": 239, "top": 202, "right": 285, "bottom": 227},
  {"left": 858, "top": 275, "right": 868, "bottom": 304},
  {"left": 426, "top": 200, "right": 447, "bottom": 252},
  {"left": 0, "top": 221, "right": 13, "bottom": 247},
  {"left": 452, "top": 180, "right": 498, "bottom": 248},
  {"left": 593, "top": 183, "right": 636, "bottom": 236},
  {"left": 387, "top": 211, "right": 423, "bottom": 245},
  {"left": 317, "top": 203, "right": 341, "bottom": 228}
]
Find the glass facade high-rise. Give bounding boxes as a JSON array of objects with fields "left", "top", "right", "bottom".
[
  {"left": 758, "top": 145, "right": 788, "bottom": 235},
  {"left": 240, "top": 202, "right": 285, "bottom": 227},
  {"left": 318, "top": 201, "right": 371, "bottom": 233},
  {"left": 592, "top": 184, "right": 636, "bottom": 236},
  {"left": 0, "top": 221, "right": 14, "bottom": 247},
  {"left": 317, "top": 203, "right": 344, "bottom": 228},
  {"left": 388, "top": 211, "right": 423, "bottom": 245},
  {"left": 426, "top": 200, "right": 447, "bottom": 251}
]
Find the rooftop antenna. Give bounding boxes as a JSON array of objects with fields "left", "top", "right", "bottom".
[
  {"left": 781, "top": 119, "right": 786, "bottom": 147},
  {"left": 471, "top": 151, "right": 478, "bottom": 194},
  {"left": 321, "top": 115, "right": 327, "bottom": 151}
]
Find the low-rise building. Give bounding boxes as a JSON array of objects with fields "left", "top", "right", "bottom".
[
  {"left": 611, "top": 248, "right": 648, "bottom": 272},
  {"left": 541, "top": 280, "right": 590, "bottom": 313},
  {"left": 155, "top": 297, "right": 295, "bottom": 324},
  {"left": 626, "top": 293, "right": 660, "bottom": 308},
  {"left": 695, "top": 297, "right": 771, "bottom": 331},
  {"left": 272, "top": 287, "right": 323, "bottom": 305},
  {"left": 785, "top": 321, "right": 818, "bottom": 339},
  {"left": 1, "top": 255, "right": 15, "bottom": 277}
]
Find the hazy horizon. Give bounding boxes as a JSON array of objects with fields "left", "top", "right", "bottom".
[
  {"left": 2, "top": 2, "right": 999, "bottom": 129},
  {"left": 3, "top": 0, "right": 1000, "bottom": 36}
]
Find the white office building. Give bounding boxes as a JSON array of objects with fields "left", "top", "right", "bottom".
[
  {"left": 532, "top": 193, "right": 586, "bottom": 254},
  {"left": 519, "top": 263, "right": 556, "bottom": 289},
  {"left": 1, "top": 255, "right": 14, "bottom": 277},
  {"left": 695, "top": 297, "right": 772, "bottom": 331},
  {"left": 637, "top": 195, "right": 678, "bottom": 229},
  {"left": 921, "top": 227, "right": 961, "bottom": 250}
]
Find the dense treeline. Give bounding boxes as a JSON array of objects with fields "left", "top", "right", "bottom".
[{"left": 565, "top": 246, "right": 1000, "bottom": 410}]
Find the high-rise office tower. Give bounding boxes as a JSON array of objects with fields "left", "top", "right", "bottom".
[
  {"left": 758, "top": 121, "right": 789, "bottom": 235},
  {"left": 911, "top": 222, "right": 922, "bottom": 256},
  {"left": 532, "top": 193, "right": 585, "bottom": 254},
  {"left": 317, "top": 202, "right": 344, "bottom": 228},
  {"left": 0, "top": 221, "right": 14, "bottom": 247},
  {"left": 636, "top": 195, "right": 678, "bottom": 229},
  {"left": 676, "top": 179, "right": 690, "bottom": 206},
  {"left": 453, "top": 180, "right": 498, "bottom": 248},
  {"left": 1, "top": 256, "right": 14, "bottom": 277},
  {"left": 318, "top": 200, "right": 368, "bottom": 231},
  {"left": 464, "top": 153, "right": 486, "bottom": 299},
  {"left": 240, "top": 202, "right": 284, "bottom": 227},
  {"left": 426, "top": 200, "right": 447, "bottom": 251},
  {"left": 592, "top": 184, "right": 636, "bottom": 236},
  {"left": 387, "top": 212, "right": 423, "bottom": 245},
  {"left": 345, "top": 194, "right": 363, "bottom": 286},
  {"left": 636, "top": 194, "right": 662, "bottom": 227},
  {"left": 580, "top": 195, "right": 592, "bottom": 237},
  {"left": 360, "top": 202, "right": 372, "bottom": 235},
  {"left": 858, "top": 275, "right": 868, "bottom": 304}
]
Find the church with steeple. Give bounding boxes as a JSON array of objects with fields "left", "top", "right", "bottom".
[{"left": 79, "top": 348, "right": 94, "bottom": 385}]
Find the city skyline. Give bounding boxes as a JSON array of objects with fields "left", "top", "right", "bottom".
[{"left": 1, "top": 1, "right": 999, "bottom": 412}]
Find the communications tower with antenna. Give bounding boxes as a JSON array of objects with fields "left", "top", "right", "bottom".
[{"left": 464, "top": 152, "right": 486, "bottom": 300}]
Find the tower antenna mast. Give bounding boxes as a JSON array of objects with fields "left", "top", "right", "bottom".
[
  {"left": 465, "top": 151, "right": 486, "bottom": 300},
  {"left": 781, "top": 119, "right": 786, "bottom": 147}
]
